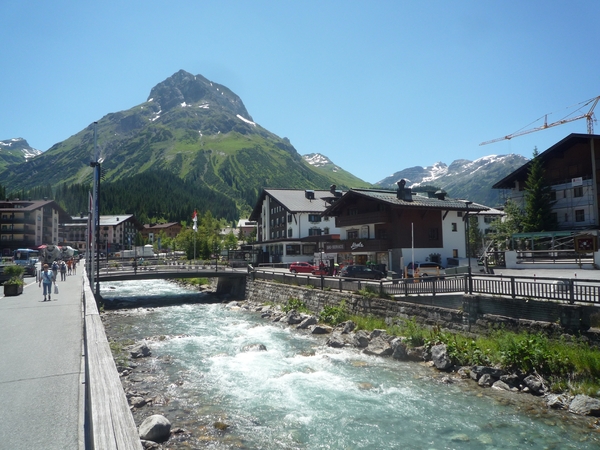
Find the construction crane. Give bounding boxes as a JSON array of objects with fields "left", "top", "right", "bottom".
[{"left": 480, "top": 96, "right": 600, "bottom": 146}]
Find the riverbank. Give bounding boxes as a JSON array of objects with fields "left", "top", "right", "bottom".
[{"left": 102, "top": 297, "right": 600, "bottom": 448}]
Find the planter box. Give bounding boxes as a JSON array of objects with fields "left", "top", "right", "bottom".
[{"left": 4, "top": 283, "right": 23, "bottom": 296}]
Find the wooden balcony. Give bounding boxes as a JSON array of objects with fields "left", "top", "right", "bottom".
[{"left": 335, "top": 211, "right": 390, "bottom": 227}]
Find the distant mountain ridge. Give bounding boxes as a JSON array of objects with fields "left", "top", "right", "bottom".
[{"left": 376, "top": 154, "right": 529, "bottom": 207}]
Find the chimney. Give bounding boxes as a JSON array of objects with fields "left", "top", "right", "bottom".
[
  {"left": 305, "top": 190, "right": 315, "bottom": 200},
  {"left": 435, "top": 189, "right": 447, "bottom": 200},
  {"left": 330, "top": 184, "right": 337, "bottom": 194},
  {"left": 396, "top": 179, "right": 412, "bottom": 202}
]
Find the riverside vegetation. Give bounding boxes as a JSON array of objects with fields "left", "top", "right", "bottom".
[{"left": 281, "top": 297, "right": 600, "bottom": 399}]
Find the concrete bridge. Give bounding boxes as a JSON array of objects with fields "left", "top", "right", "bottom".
[{"left": 95, "top": 264, "right": 248, "bottom": 282}]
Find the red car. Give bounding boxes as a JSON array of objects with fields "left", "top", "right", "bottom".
[{"left": 289, "top": 262, "right": 317, "bottom": 274}]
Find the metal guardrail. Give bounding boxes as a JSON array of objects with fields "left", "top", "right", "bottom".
[{"left": 252, "top": 269, "right": 600, "bottom": 305}]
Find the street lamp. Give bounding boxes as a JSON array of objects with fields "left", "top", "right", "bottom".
[{"left": 463, "top": 201, "right": 473, "bottom": 294}]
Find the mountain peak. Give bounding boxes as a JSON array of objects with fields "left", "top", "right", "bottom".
[{"left": 147, "top": 70, "right": 251, "bottom": 119}]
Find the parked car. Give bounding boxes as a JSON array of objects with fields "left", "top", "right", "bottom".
[
  {"left": 406, "top": 262, "right": 444, "bottom": 278},
  {"left": 340, "top": 265, "right": 385, "bottom": 280},
  {"left": 289, "top": 262, "right": 317, "bottom": 274}
]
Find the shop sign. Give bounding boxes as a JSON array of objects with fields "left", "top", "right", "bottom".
[{"left": 350, "top": 241, "right": 364, "bottom": 250}]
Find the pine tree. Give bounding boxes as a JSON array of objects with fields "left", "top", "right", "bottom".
[{"left": 523, "top": 148, "right": 557, "bottom": 232}]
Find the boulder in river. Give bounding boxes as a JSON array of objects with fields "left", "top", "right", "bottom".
[{"left": 139, "top": 414, "right": 171, "bottom": 442}]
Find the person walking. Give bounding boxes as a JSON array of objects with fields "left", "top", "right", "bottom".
[
  {"left": 39, "top": 263, "right": 55, "bottom": 302},
  {"left": 51, "top": 260, "right": 59, "bottom": 281},
  {"left": 60, "top": 260, "right": 67, "bottom": 281}
]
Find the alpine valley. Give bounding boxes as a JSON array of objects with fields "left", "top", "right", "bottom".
[{"left": 0, "top": 70, "right": 526, "bottom": 222}]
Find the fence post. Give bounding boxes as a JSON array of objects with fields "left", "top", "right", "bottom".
[
  {"left": 379, "top": 280, "right": 383, "bottom": 297},
  {"left": 339, "top": 277, "right": 342, "bottom": 292},
  {"left": 569, "top": 279, "right": 575, "bottom": 304},
  {"left": 511, "top": 276, "right": 516, "bottom": 299}
]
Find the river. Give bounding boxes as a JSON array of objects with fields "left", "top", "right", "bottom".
[{"left": 101, "top": 280, "right": 599, "bottom": 449}]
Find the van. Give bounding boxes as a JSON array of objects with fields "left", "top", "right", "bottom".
[{"left": 406, "top": 262, "right": 444, "bottom": 278}]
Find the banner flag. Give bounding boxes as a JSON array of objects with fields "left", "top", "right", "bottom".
[{"left": 192, "top": 210, "right": 198, "bottom": 232}]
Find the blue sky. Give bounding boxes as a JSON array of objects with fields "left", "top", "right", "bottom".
[{"left": 1, "top": 1, "right": 599, "bottom": 184}]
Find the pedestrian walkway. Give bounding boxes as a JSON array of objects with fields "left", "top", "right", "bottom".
[{"left": 0, "top": 267, "right": 85, "bottom": 449}]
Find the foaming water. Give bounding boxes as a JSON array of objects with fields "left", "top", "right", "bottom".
[{"left": 104, "top": 282, "right": 599, "bottom": 449}]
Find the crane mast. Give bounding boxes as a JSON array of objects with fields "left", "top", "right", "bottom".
[{"left": 480, "top": 96, "right": 600, "bottom": 146}]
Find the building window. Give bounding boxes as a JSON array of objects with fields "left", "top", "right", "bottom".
[
  {"left": 347, "top": 229, "right": 358, "bottom": 239},
  {"left": 451, "top": 223, "right": 457, "bottom": 232},
  {"left": 288, "top": 214, "right": 292, "bottom": 222},
  {"left": 308, "top": 214, "right": 321, "bottom": 223},
  {"left": 360, "top": 225, "right": 369, "bottom": 239},
  {"left": 429, "top": 228, "right": 439, "bottom": 240},
  {"left": 575, "top": 210, "right": 585, "bottom": 222},
  {"left": 348, "top": 208, "right": 359, "bottom": 216},
  {"left": 452, "top": 249, "right": 458, "bottom": 258},
  {"left": 288, "top": 228, "right": 292, "bottom": 237},
  {"left": 457, "top": 212, "right": 463, "bottom": 217},
  {"left": 302, "top": 244, "right": 316, "bottom": 255},
  {"left": 574, "top": 186, "right": 583, "bottom": 198},
  {"left": 550, "top": 190, "right": 556, "bottom": 201},
  {"left": 551, "top": 212, "right": 558, "bottom": 224},
  {"left": 308, "top": 228, "right": 322, "bottom": 236},
  {"left": 323, "top": 227, "right": 330, "bottom": 235},
  {"left": 286, "top": 244, "right": 300, "bottom": 255}
]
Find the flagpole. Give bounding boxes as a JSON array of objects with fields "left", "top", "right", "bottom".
[{"left": 192, "top": 210, "right": 198, "bottom": 264}]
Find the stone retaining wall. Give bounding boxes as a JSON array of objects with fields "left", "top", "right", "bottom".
[{"left": 246, "top": 279, "right": 594, "bottom": 334}]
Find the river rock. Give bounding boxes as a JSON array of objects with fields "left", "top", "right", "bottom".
[
  {"left": 130, "top": 342, "right": 151, "bottom": 358},
  {"left": 523, "top": 375, "right": 547, "bottom": 395},
  {"left": 568, "top": 394, "right": 600, "bottom": 416},
  {"left": 139, "top": 414, "right": 171, "bottom": 442},
  {"left": 140, "top": 440, "right": 161, "bottom": 449},
  {"left": 406, "top": 346, "right": 427, "bottom": 362},
  {"left": 546, "top": 393, "right": 571, "bottom": 410},
  {"left": 341, "top": 320, "right": 356, "bottom": 334},
  {"left": 310, "top": 324, "right": 332, "bottom": 334},
  {"left": 369, "top": 329, "right": 387, "bottom": 340},
  {"left": 492, "top": 380, "right": 519, "bottom": 392},
  {"left": 241, "top": 343, "right": 267, "bottom": 352},
  {"left": 130, "top": 396, "right": 147, "bottom": 408},
  {"left": 390, "top": 338, "right": 408, "bottom": 361},
  {"left": 469, "top": 366, "right": 504, "bottom": 381},
  {"left": 478, "top": 373, "right": 494, "bottom": 387},
  {"left": 363, "top": 336, "right": 392, "bottom": 356},
  {"left": 352, "top": 330, "right": 371, "bottom": 348},
  {"left": 326, "top": 332, "right": 347, "bottom": 348},
  {"left": 297, "top": 316, "right": 318, "bottom": 329},
  {"left": 282, "top": 310, "right": 304, "bottom": 325},
  {"left": 430, "top": 344, "right": 452, "bottom": 371}
]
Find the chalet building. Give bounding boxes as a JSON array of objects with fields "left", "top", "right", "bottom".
[
  {"left": 249, "top": 186, "right": 344, "bottom": 263},
  {"left": 322, "top": 182, "right": 486, "bottom": 273},
  {"left": 141, "top": 222, "right": 182, "bottom": 244},
  {"left": 0, "top": 199, "right": 71, "bottom": 256},
  {"left": 471, "top": 205, "right": 505, "bottom": 236},
  {"left": 493, "top": 133, "right": 600, "bottom": 230},
  {"left": 63, "top": 215, "right": 143, "bottom": 255}
]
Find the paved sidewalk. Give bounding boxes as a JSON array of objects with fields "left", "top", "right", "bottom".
[{"left": 0, "top": 268, "right": 85, "bottom": 449}]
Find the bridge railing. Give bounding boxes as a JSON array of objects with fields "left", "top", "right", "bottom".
[{"left": 252, "top": 269, "right": 600, "bottom": 305}]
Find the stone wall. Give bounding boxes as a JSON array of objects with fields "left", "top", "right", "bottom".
[{"left": 246, "top": 279, "right": 594, "bottom": 334}]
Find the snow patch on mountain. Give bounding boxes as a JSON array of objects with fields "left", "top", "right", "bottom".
[
  {"left": 0, "top": 138, "right": 41, "bottom": 159},
  {"left": 303, "top": 153, "right": 342, "bottom": 172}
]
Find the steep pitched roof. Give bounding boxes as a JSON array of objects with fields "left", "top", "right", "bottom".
[
  {"left": 324, "top": 188, "right": 487, "bottom": 215},
  {"left": 250, "top": 188, "right": 343, "bottom": 220},
  {"left": 492, "top": 133, "right": 600, "bottom": 189}
]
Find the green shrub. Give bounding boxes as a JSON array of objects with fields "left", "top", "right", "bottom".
[
  {"left": 319, "top": 300, "right": 347, "bottom": 325},
  {"left": 282, "top": 298, "right": 310, "bottom": 313}
]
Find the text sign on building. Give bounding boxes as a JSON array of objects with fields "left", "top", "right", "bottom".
[{"left": 572, "top": 177, "right": 583, "bottom": 187}]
